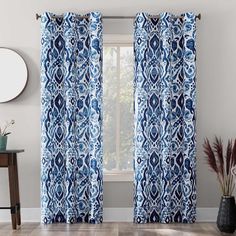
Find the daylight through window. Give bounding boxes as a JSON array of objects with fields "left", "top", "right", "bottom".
[{"left": 103, "top": 44, "right": 134, "bottom": 172}]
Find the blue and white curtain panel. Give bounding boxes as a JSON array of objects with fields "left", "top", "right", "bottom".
[
  {"left": 40, "top": 12, "right": 103, "bottom": 224},
  {"left": 134, "top": 12, "right": 197, "bottom": 224}
]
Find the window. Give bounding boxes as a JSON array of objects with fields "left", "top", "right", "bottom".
[{"left": 103, "top": 35, "right": 134, "bottom": 181}]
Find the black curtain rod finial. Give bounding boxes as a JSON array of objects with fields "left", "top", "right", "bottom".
[
  {"left": 36, "top": 13, "right": 41, "bottom": 20},
  {"left": 196, "top": 13, "right": 201, "bottom": 20}
]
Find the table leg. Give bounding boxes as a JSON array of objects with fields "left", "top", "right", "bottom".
[
  {"left": 8, "top": 154, "right": 17, "bottom": 230},
  {"left": 14, "top": 157, "right": 21, "bottom": 225}
]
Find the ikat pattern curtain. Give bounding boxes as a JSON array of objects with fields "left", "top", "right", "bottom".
[
  {"left": 133, "top": 12, "right": 197, "bottom": 224},
  {"left": 40, "top": 12, "right": 103, "bottom": 224}
]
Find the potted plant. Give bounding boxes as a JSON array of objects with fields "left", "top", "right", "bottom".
[
  {"left": 0, "top": 120, "right": 15, "bottom": 151},
  {"left": 203, "top": 137, "right": 236, "bottom": 233}
]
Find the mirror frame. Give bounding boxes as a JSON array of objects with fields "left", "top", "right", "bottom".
[{"left": 0, "top": 47, "right": 28, "bottom": 103}]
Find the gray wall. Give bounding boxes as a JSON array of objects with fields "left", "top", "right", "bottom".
[{"left": 0, "top": 0, "right": 236, "bottom": 209}]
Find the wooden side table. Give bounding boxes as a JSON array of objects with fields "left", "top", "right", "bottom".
[{"left": 0, "top": 150, "right": 24, "bottom": 229}]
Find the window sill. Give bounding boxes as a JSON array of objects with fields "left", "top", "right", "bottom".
[{"left": 103, "top": 170, "right": 134, "bottom": 182}]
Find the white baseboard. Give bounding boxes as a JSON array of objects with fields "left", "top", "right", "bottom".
[
  {"left": 196, "top": 208, "right": 218, "bottom": 222},
  {"left": 0, "top": 208, "right": 218, "bottom": 223},
  {"left": 0, "top": 208, "right": 40, "bottom": 222},
  {"left": 104, "top": 208, "right": 218, "bottom": 222},
  {"left": 103, "top": 208, "right": 133, "bottom": 222}
]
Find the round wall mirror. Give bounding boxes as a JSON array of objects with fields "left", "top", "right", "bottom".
[{"left": 0, "top": 48, "right": 28, "bottom": 103}]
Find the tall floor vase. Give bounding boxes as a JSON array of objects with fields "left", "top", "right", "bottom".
[{"left": 217, "top": 196, "right": 236, "bottom": 233}]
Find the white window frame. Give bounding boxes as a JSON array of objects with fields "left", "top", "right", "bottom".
[{"left": 103, "top": 34, "right": 134, "bottom": 182}]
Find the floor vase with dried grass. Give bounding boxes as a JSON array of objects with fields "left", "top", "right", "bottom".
[
  {"left": 203, "top": 137, "right": 236, "bottom": 233},
  {"left": 217, "top": 196, "right": 236, "bottom": 233}
]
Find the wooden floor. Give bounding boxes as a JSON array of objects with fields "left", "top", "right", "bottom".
[{"left": 0, "top": 222, "right": 234, "bottom": 236}]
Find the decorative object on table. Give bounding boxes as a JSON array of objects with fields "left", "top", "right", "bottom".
[
  {"left": 203, "top": 137, "right": 236, "bottom": 233},
  {"left": 0, "top": 120, "right": 15, "bottom": 150},
  {"left": 0, "top": 48, "right": 28, "bottom": 103}
]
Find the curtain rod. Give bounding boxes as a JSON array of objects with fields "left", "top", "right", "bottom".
[{"left": 35, "top": 13, "right": 201, "bottom": 21}]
